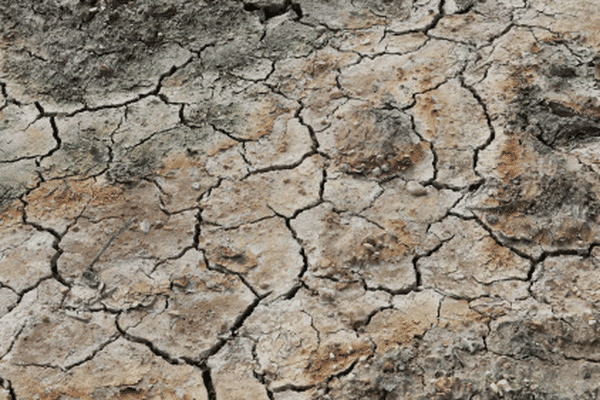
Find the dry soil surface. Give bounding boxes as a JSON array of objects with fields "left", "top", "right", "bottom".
[{"left": 2, "top": 0, "right": 600, "bottom": 399}]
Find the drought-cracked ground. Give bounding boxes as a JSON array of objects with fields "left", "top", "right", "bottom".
[{"left": 1, "top": 0, "right": 600, "bottom": 399}]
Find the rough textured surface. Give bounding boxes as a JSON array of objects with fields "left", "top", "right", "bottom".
[{"left": 2, "top": 0, "right": 600, "bottom": 398}]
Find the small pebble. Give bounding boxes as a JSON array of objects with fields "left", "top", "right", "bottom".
[
  {"left": 497, "top": 379, "right": 511, "bottom": 392},
  {"left": 405, "top": 181, "right": 428, "bottom": 196},
  {"left": 140, "top": 220, "right": 151, "bottom": 234},
  {"left": 362, "top": 242, "right": 375, "bottom": 251}
]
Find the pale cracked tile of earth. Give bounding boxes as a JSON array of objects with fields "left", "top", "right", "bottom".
[
  {"left": 0, "top": 104, "right": 56, "bottom": 162},
  {"left": 111, "top": 96, "right": 180, "bottom": 159},
  {"left": 118, "top": 249, "right": 255, "bottom": 361},
  {"left": 63, "top": 256, "right": 170, "bottom": 312},
  {"left": 40, "top": 108, "right": 122, "bottom": 180},
  {"left": 0, "top": 338, "right": 208, "bottom": 400},
  {"left": 241, "top": 297, "right": 372, "bottom": 390},
  {"left": 411, "top": 78, "right": 490, "bottom": 188},
  {"left": 0, "top": 200, "right": 54, "bottom": 293},
  {"left": 207, "top": 337, "right": 269, "bottom": 400},
  {"left": 468, "top": 25, "right": 600, "bottom": 129},
  {"left": 295, "top": 0, "right": 385, "bottom": 30},
  {"left": 515, "top": 0, "right": 600, "bottom": 51},
  {"left": 154, "top": 150, "right": 223, "bottom": 213},
  {"left": 202, "top": 155, "right": 323, "bottom": 228},
  {"left": 1, "top": 42, "right": 191, "bottom": 114},
  {"left": 330, "top": 26, "right": 387, "bottom": 56},
  {"left": 200, "top": 217, "right": 303, "bottom": 298},
  {"left": 338, "top": 40, "right": 467, "bottom": 108},
  {"left": 267, "top": 46, "right": 359, "bottom": 131},
  {"left": 292, "top": 202, "right": 417, "bottom": 292},
  {"left": 0, "top": 280, "right": 118, "bottom": 368},
  {"left": 317, "top": 100, "right": 434, "bottom": 182},
  {"left": 184, "top": 83, "right": 298, "bottom": 141},
  {"left": 419, "top": 216, "right": 531, "bottom": 300},
  {"left": 24, "top": 178, "right": 94, "bottom": 235},
  {"left": 415, "top": 298, "right": 489, "bottom": 385},
  {"left": 237, "top": 299, "right": 316, "bottom": 389},
  {"left": 0, "top": 287, "right": 18, "bottom": 319},
  {"left": 361, "top": 178, "right": 462, "bottom": 254},
  {"left": 485, "top": 298, "right": 600, "bottom": 363},
  {"left": 429, "top": 0, "right": 514, "bottom": 48},
  {"left": 160, "top": 58, "right": 219, "bottom": 104},
  {"left": 57, "top": 178, "right": 196, "bottom": 283},
  {"left": 297, "top": 0, "right": 439, "bottom": 32},
  {"left": 326, "top": 350, "right": 427, "bottom": 400},
  {"left": 364, "top": 290, "right": 442, "bottom": 354},
  {"left": 273, "top": 389, "right": 325, "bottom": 400},
  {"left": 0, "top": 159, "right": 39, "bottom": 201},
  {"left": 244, "top": 117, "right": 314, "bottom": 171},
  {"left": 83, "top": 43, "right": 193, "bottom": 111},
  {"left": 531, "top": 248, "right": 600, "bottom": 319},
  {"left": 300, "top": 276, "right": 391, "bottom": 335},
  {"left": 454, "top": 168, "right": 600, "bottom": 258},
  {"left": 109, "top": 124, "right": 227, "bottom": 211},
  {"left": 329, "top": 27, "right": 431, "bottom": 57},
  {"left": 323, "top": 174, "right": 383, "bottom": 213}
]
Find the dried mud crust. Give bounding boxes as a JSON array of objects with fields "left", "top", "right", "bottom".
[{"left": 2, "top": 0, "right": 600, "bottom": 399}]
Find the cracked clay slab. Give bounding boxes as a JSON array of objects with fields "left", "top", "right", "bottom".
[{"left": 2, "top": 0, "right": 600, "bottom": 398}]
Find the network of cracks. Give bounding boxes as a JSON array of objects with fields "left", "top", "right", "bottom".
[{"left": 2, "top": 0, "right": 600, "bottom": 399}]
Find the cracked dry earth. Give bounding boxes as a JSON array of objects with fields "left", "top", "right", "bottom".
[{"left": 2, "top": 1, "right": 600, "bottom": 399}]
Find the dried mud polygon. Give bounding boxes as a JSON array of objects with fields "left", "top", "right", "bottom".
[{"left": 2, "top": 0, "right": 600, "bottom": 398}]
